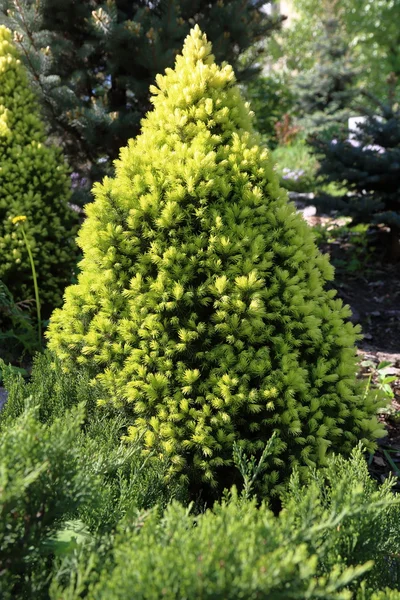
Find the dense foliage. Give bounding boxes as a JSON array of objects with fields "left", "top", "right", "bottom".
[
  {"left": 0, "top": 357, "right": 398, "bottom": 599},
  {"left": 293, "top": 14, "right": 359, "bottom": 136},
  {"left": 0, "top": 0, "right": 282, "bottom": 204},
  {"left": 0, "top": 3, "right": 398, "bottom": 598},
  {"left": 280, "top": 0, "right": 400, "bottom": 101},
  {"left": 63, "top": 446, "right": 400, "bottom": 600},
  {"left": 47, "top": 27, "right": 385, "bottom": 496},
  {"left": 243, "top": 72, "right": 294, "bottom": 147},
  {"left": 0, "top": 404, "right": 97, "bottom": 599},
  {"left": 0, "top": 353, "right": 186, "bottom": 600},
  {"left": 0, "top": 26, "right": 78, "bottom": 318},
  {"left": 311, "top": 82, "right": 400, "bottom": 260}
]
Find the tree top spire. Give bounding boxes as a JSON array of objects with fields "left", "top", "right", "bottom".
[
  {"left": 143, "top": 25, "right": 252, "bottom": 143},
  {"left": 181, "top": 25, "right": 215, "bottom": 66}
]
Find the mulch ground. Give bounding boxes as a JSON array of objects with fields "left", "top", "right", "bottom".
[
  {"left": 304, "top": 207, "right": 400, "bottom": 487},
  {"left": 345, "top": 270, "right": 400, "bottom": 488}
]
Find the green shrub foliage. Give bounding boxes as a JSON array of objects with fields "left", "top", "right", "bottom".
[
  {"left": 0, "top": 405, "right": 96, "bottom": 600},
  {"left": 365, "top": 592, "right": 400, "bottom": 600},
  {"left": 243, "top": 72, "right": 294, "bottom": 148},
  {"left": 53, "top": 446, "right": 400, "bottom": 600},
  {"left": 48, "top": 27, "right": 385, "bottom": 492},
  {"left": 0, "top": 351, "right": 98, "bottom": 428},
  {"left": 0, "top": 394, "right": 185, "bottom": 599},
  {"left": 0, "top": 26, "right": 78, "bottom": 317},
  {"left": 0, "top": 372, "right": 397, "bottom": 600}
]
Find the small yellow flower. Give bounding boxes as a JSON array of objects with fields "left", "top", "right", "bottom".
[{"left": 12, "top": 215, "right": 27, "bottom": 225}]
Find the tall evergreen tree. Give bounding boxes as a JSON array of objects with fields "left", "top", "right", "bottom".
[
  {"left": 0, "top": 0, "right": 282, "bottom": 204},
  {"left": 293, "top": 3, "right": 360, "bottom": 136}
]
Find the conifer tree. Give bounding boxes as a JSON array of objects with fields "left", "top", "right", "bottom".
[
  {"left": 0, "top": 26, "right": 78, "bottom": 318},
  {"left": 293, "top": 3, "right": 360, "bottom": 137},
  {"left": 1, "top": 0, "right": 282, "bottom": 204},
  {"left": 47, "top": 27, "right": 385, "bottom": 494},
  {"left": 311, "top": 75, "right": 400, "bottom": 260}
]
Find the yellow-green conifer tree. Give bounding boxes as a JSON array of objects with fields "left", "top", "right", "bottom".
[
  {"left": 48, "top": 27, "right": 385, "bottom": 493},
  {"left": 0, "top": 26, "right": 78, "bottom": 318}
]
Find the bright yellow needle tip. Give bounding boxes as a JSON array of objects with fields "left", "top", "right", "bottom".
[{"left": 12, "top": 215, "right": 27, "bottom": 224}]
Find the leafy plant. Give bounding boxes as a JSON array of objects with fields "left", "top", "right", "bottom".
[
  {"left": 361, "top": 360, "right": 397, "bottom": 402},
  {"left": 313, "top": 222, "right": 376, "bottom": 275},
  {"left": 0, "top": 377, "right": 186, "bottom": 599},
  {"left": 361, "top": 359, "right": 399, "bottom": 477},
  {"left": 0, "top": 279, "right": 40, "bottom": 365},
  {"left": 243, "top": 73, "right": 294, "bottom": 147}
]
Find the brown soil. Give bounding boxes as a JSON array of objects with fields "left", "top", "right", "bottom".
[
  {"left": 305, "top": 208, "right": 400, "bottom": 486},
  {"left": 336, "top": 268, "right": 400, "bottom": 487}
]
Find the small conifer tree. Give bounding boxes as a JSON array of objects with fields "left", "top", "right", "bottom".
[
  {"left": 48, "top": 27, "right": 385, "bottom": 493},
  {"left": 0, "top": 26, "right": 78, "bottom": 318}
]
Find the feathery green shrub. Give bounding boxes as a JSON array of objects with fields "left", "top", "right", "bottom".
[
  {"left": 0, "top": 26, "right": 78, "bottom": 318},
  {"left": 48, "top": 27, "right": 385, "bottom": 494},
  {"left": 52, "top": 446, "right": 400, "bottom": 600},
  {"left": 0, "top": 351, "right": 97, "bottom": 428},
  {"left": 0, "top": 404, "right": 97, "bottom": 600},
  {"left": 0, "top": 360, "right": 397, "bottom": 600},
  {"left": 0, "top": 396, "right": 186, "bottom": 600}
]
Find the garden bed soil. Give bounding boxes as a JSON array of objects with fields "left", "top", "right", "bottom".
[
  {"left": 342, "top": 270, "right": 400, "bottom": 487},
  {"left": 306, "top": 208, "right": 400, "bottom": 486}
]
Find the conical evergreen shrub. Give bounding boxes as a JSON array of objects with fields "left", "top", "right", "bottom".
[
  {"left": 48, "top": 27, "right": 385, "bottom": 493},
  {"left": 0, "top": 26, "right": 78, "bottom": 318}
]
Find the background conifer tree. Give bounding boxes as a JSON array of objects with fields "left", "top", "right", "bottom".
[
  {"left": 0, "top": 0, "right": 282, "bottom": 204},
  {"left": 0, "top": 25, "right": 78, "bottom": 318},
  {"left": 311, "top": 74, "right": 400, "bottom": 260},
  {"left": 48, "top": 27, "right": 385, "bottom": 495},
  {"left": 293, "top": 3, "right": 360, "bottom": 137}
]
